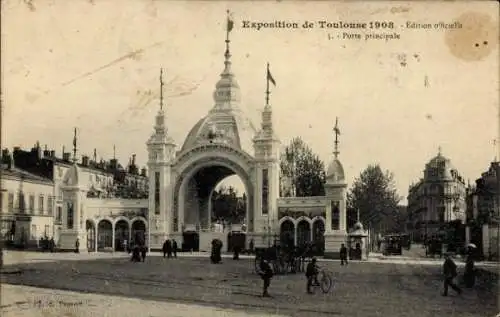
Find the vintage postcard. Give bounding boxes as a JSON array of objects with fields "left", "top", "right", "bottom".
[{"left": 1, "top": 0, "right": 499, "bottom": 316}]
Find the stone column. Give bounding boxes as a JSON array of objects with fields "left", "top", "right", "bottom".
[
  {"left": 294, "top": 226, "right": 297, "bottom": 246},
  {"left": 325, "top": 201, "right": 332, "bottom": 232},
  {"left": 111, "top": 225, "right": 115, "bottom": 251},
  {"left": 310, "top": 222, "right": 313, "bottom": 241},
  {"left": 94, "top": 228, "right": 98, "bottom": 253}
]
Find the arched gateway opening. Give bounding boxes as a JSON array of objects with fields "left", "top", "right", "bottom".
[{"left": 174, "top": 155, "right": 254, "bottom": 251}]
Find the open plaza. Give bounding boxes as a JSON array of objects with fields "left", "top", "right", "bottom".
[{"left": 1, "top": 250, "right": 498, "bottom": 317}]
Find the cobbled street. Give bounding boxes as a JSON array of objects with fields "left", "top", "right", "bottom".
[{"left": 1, "top": 251, "right": 498, "bottom": 317}]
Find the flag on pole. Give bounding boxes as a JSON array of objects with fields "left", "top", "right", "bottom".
[
  {"left": 227, "top": 11, "right": 234, "bottom": 32},
  {"left": 267, "top": 66, "right": 276, "bottom": 86},
  {"left": 334, "top": 117, "right": 341, "bottom": 135}
]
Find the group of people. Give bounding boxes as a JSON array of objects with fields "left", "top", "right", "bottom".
[
  {"left": 130, "top": 245, "right": 148, "bottom": 262},
  {"left": 441, "top": 246, "right": 477, "bottom": 296},
  {"left": 162, "top": 239, "right": 178, "bottom": 258}
]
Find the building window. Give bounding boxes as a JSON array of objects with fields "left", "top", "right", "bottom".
[
  {"left": 67, "top": 202, "right": 74, "bottom": 229},
  {"left": 38, "top": 195, "right": 44, "bottom": 215},
  {"left": 18, "top": 192, "right": 26, "bottom": 213},
  {"left": 8, "top": 193, "right": 14, "bottom": 213},
  {"left": 29, "top": 195, "right": 35, "bottom": 214},
  {"left": 47, "top": 196, "right": 53, "bottom": 216},
  {"left": 438, "top": 207, "right": 445, "bottom": 222},
  {"left": 31, "top": 224, "right": 37, "bottom": 240},
  {"left": 154, "top": 172, "right": 160, "bottom": 215},
  {"left": 262, "top": 169, "right": 269, "bottom": 215},
  {"left": 331, "top": 201, "right": 340, "bottom": 230},
  {"left": 56, "top": 206, "right": 62, "bottom": 222}
]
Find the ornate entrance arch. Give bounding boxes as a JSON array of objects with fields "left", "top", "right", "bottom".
[{"left": 172, "top": 144, "right": 255, "bottom": 234}]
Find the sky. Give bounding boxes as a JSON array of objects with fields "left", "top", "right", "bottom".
[{"left": 2, "top": 0, "right": 499, "bottom": 204}]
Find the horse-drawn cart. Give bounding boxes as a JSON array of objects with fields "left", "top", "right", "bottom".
[{"left": 254, "top": 245, "right": 311, "bottom": 275}]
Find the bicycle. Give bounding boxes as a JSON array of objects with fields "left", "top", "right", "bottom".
[{"left": 310, "top": 267, "right": 334, "bottom": 294}]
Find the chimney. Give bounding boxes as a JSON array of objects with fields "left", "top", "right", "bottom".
[
  {"left": 110, "top": 158, "right": 118, "bottom": 170},
  {"left": 63, "top": 152, "right": 71, "bottom": 162},
  {"left": 81, "top": 155, "right": 89, "bottom": 166}
]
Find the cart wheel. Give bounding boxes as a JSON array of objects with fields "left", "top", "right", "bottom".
[{"left": 319, "top": 270, "right": 333, "bottom": 293}]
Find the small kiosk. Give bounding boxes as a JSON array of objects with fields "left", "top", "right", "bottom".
[{"left": 348, "top": 221, "right": 368, "bottom": 260}]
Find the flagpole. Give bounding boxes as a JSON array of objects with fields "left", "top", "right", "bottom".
[
  {"left": 160, "top": 68, "right": 164, "bottom": 111},
  {"left": 265, "top": 63, "right": 270, "bottom": 106}
]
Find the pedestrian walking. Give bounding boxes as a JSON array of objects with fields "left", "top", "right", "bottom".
[
  {"left": 442, "top": 253, "right": 462, "bottom": 296},
  {"left": 258, "top": 259, "right": 273, "bottom": 297},
  {"left": 131, "top": 246, "right": 141, "bottom": 262},
  {"left": 163, "top": 240, "right": 171, "bottom": 258},
  {"left": 340, "top": 243, "right": 348, "bottom": 265},
  {"left": 464, "top": 245, "right": 476, "bottom": 288},
  {"left": 141, "top": 246, "right": 147, "bottom": 262},
  {"left": 172, "top": 239, "right": 178, "bottom": 258}
]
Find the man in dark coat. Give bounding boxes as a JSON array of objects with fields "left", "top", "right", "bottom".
[
  {"left": 141, "top": 246, "right": 147, "bottom": 262},
  {"left": 74, "top": 238, "right": 80, "bottom": 254},
  {"left": 211, "top": 239, "right": 222, "bottom": 264},
  {"left": 162, "top": 240, "right": 171, "bottom": 258},
  {"left": 131, "top": 246, "right": 141, "bottom": 262},
  {"left": 463, "top": 247, "right": 476, "bottom": 288},
  {"left": 259, "top": 259, "right": 273, "bottom": 297},
  {"left": 340, "top": 243, "right": 348, "bottom": 266},
  {"left": 305, "top": 257, "right": 320, "bottom": 294},
  {"left": 442, "top": 253, "right": 462, "bottom": 296},
  {"left": 172, "top": 239, "right": 178, "bottom": 258},
  {"left": 49, "top": 238, "right": 55, "bottom": 253}
]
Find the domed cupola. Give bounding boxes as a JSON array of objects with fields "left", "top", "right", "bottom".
[
  {"left": 179, "top": 11, "right": 257, "bottom": 155},
  {"left": 425, "top": 147, "right": 455, "bottom": 180}
]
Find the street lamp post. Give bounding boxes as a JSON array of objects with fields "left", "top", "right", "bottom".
[{"left": 147, "top": 215, "right": 151, "bottom": 253}]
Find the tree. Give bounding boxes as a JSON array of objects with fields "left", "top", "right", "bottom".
[
  {"left": 346, "top": 164, "right": 402, "bottom": 233},
  {"left": 280, "top": 137, "right": 326, "bottom": 197},
  {"left": 211, "top": 186, "right": 246, "bottom": 223}
]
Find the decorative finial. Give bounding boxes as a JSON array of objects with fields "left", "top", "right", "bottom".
[
  {"left": 438, "top": 145, "right": 442, "bottom": 156},
  {"left": 224, "top": 10, "right": 234, "bottom": 68},
  {"left": 113, "top": 144, "right": 116, "bottom": 160},
  {"left": 357, "top": 209, "right": 360, "bottom": 222},
  {"left": 72, "top": 128, "right": 77, "bottom": 163},
  {"left": 333, "top": 117, "right": 340, "bottom": 158},
  {"left": 159, "top": 68, "right": 164, "bottom": 110}
]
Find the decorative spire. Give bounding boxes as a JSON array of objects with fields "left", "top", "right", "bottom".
[
  {"left": 438, "top": 145, "right": 442, "bottom": 156},
  {"left": 333, "top": 117, "right": 340, "bottom": 158},
  {"left": 224, "top": 10, "right": 234, "bottom": 73},
  {"left": 113, "top": 144, "right": 116, "bottom": 160},
  {"left": 72, "top": 128, "right": 77, "bottom": 163},
  {"left": 159, "top": 68, "right": 164, "bottom": 110},
  {"left": 212, "top": 10, "right": 240, "bottom": 108}
]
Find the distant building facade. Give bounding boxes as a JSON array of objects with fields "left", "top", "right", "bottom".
[
  {"left": 407, "top": 150, "right": 467, "bottom": 242},
  {"left": 1, "top": 143, "right": 148, "bottom": 250},
  {"left": 0, "top": 159, "right": 54, "bottom": 248},
  {"left": 465, "top": 161, "right": 500, "bottom": 260}
]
